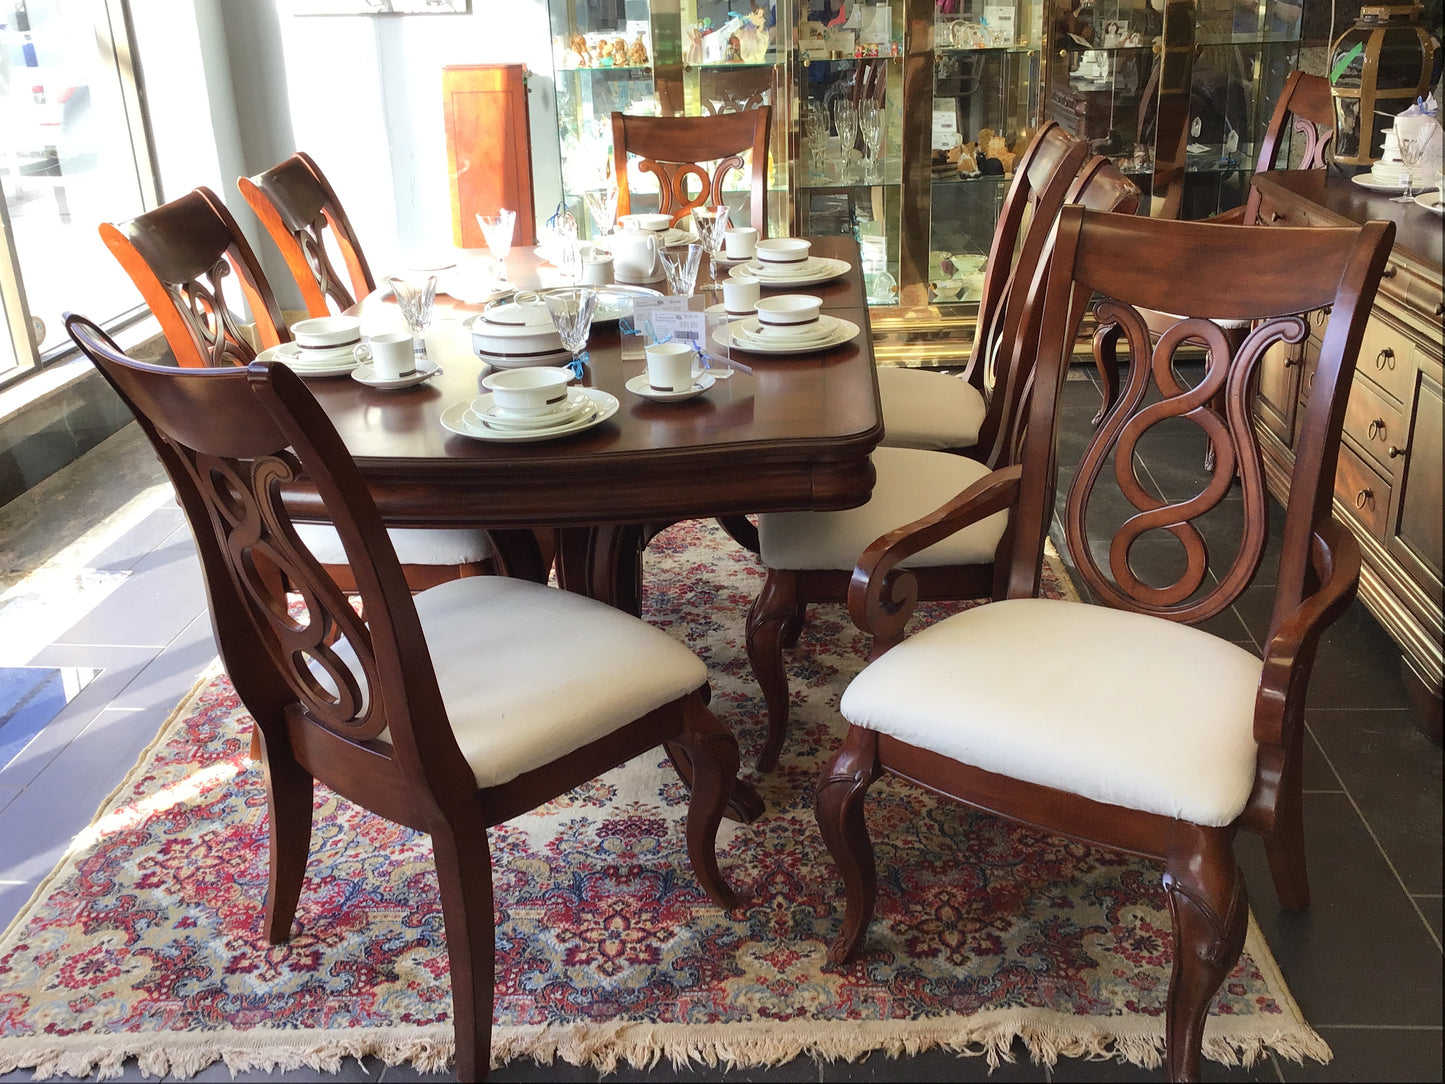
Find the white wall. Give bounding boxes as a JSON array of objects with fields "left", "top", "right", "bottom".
[{"left": 132, "top": 0, "right": 561, "bottom": 307}]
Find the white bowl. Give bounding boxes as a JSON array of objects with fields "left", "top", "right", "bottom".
[
  {"left": 754, "top": 238, "right": 812, "bottom": 265},
  {"left": 481, "top": 367, "right": 574, "bottom": 416},
  {"left": 755, "top": 294, "right": 823, "bottom": 327},
  {"left": 466, "top": 304, "right": 564, "bottom": 357},
  {"left": 292, "top": 315, "right": 362, "bottom": 348}
]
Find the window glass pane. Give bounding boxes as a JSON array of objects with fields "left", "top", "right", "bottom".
[{"left": 0, "top": 0, "right": 151, "bottom": 363}]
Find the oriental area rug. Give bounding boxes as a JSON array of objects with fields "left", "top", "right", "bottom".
[{"left": 0, "top": 521, "right": 1328, "bottom": 1079}]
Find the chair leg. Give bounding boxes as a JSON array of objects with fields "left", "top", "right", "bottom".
[
  {"left": 668, "top": 693, "right": 742, "bottom": 910},
  {"left": 258, "top": 725, "right": 314, "bottom": 945},
  {"left": 431, "top": 818, "right": 497, "bottom": 1083},
  {"left": 1162, "top": 824, "right": 1248, "bottom": 1083},
  {"left": 715, "top": 514, "right": 760, "bottom": 555},
  {"left": 746, "top": 569, "right": 799, "bottom": 772},
  {"left": 815, "top": 725, "right": 882, "bottom": 963}
]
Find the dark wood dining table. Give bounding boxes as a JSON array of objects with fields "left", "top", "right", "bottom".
[
  {"left": 296, "top": 236, "right": 883, "bottom": 820},
  {"left": 300, "top": 234, "right": 884, "bottom": 611}
]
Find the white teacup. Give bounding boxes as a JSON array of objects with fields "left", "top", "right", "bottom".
[
  {"left": 612, "top": 230, "right": 661, "bottom": 282},
  {"left": 481, "top": 366, "right": 574, "bottom": 416},
  {"left": 722, "top": 276, "right": 761, "bottom": 316},
  {"left": 354, "top": 332, "right": 415, "bottom": 380},
  {"left": 619, "top": 213, "right": 672, "bottom": 234},
  {"left": 724, "top": 227, "right": 758, "bottom": 259},
  {"left": 644, "top": 342, "right": 696, "bottom": 392}
]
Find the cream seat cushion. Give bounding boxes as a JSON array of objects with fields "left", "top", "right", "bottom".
[
  {"left": 876, "top": 367, "right": 985, "bottom": 451},
  {"left": 839, "top": 597, "right": 1264, "bottom": 827},
  {"left": 296, "top": 522, "right": 493, "bottom": 566},
  {"left": 330, "top": 576, "right": 707, "bottom": 788},
  {"left": 758, "top": 446, "right": 1007, "bottom": 571}
]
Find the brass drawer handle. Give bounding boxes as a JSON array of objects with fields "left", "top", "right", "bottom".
[
  {"left": 1307, "top": 371, "right": 1315, "bottom": 390},
  {"left": 1376, "top": 348, "right": 1395, "bottom": 370},
  {"left": 1284, "top": 355, "right": 1300, "bottom": 368},
  {"left": 1388, "top": 444, "right": 1408, "bottom": 458},
  {"left": 1368, "top": 418, "right": 1386, "bottom": 440},
  {"left": 1355, "top": 488, "right": 1374, "bottom": 509}
]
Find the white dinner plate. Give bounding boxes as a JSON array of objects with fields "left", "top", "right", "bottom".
[
  {"left": 712, "top": 316, "right": 861, "bottom": 355},
  {"left": 705, "top": 302, "right": 757, "bottom": 319},
  {"left": 351, "top": 357, "right": 440, "bottom": 390},
  {"left": 624, "top": 372, "right": 716, "bottom": 402},
  {"left": 442, "top": 389, "right": 619, "bottom": 442},
  {"left": 1350, "top": 173, "right": 1435, "bottom": 193},
  {"left": 259, "top": 343, "right": 357, "bottom": 378},
  {"left": 731, "top": 257, "right": 851, "bottom": 287},
  {"left": 730, "top": 315, "right": 841, "bottom": 349},
  {"left": 1414, "top": 191, "right": 1444, "bottom": 214}
]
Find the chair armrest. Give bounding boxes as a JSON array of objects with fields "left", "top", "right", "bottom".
[
  {"left": 1205, "top": 206, "right": 1249, "bottom": 226},
  {"left": 847, "top": 464, "right": 1023, "bottom": 647},
  {"left": 1253, "top": 519, "right": 1361, "bottom": 749}
]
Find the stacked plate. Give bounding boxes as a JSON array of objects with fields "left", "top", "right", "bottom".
[
  {"left": 718, "top": 314, "right": 862, "bottom": 355},
  {"left": 441, "top": 387, "right": 621, "bottom": 442},
  {"left": 259, "top": 341, "right": 359, "bottom": 378},
  {"left": 465, "top": 299, "right": 569, "bottom": 369},
  {"left": 730, "top": 256, "right": 851, "bottom": 287}
]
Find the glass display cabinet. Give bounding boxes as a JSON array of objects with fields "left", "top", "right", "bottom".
[
  {"left": 546, "top": 0, "right": 796, "bottom": 241},
  {"left": 1044, "top": 0, "right": 1302, "bottom": 219}
]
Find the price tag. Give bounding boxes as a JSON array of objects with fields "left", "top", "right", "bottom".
[
  {"left": 648, "top": 310, "right": 707, "bottom": 349},
  {"left": 932, "top": 108, "right": 960, "bottom": 151}
]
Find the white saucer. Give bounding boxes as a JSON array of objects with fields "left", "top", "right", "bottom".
[
  {"left": 259, "top": 343, "right": 356, "bottom": 378},
  {"left": 1413, "top": 191, "right": 1444, "bottom": 214},
  {"left": 731, "top": 314, "right": 841, "bottom": 348},
  {"left": 442, "top": 389, "right": 619, "bottom": 442},
  {"left": 713, "top": 316, "right": 861, "bottom": 355},
  {"left": 732, "top": 257, "right": 851, "bottom": 287},
  {"left": 1350, "top": 173, "right": 1424, "bottom": 193},
  {"left": 705, "top": 302, "right": 757, "bottom": 319},
  {"left": 351, "top": 357, "right": 439, "bottom": 389},
  {"left": 469, "top": 386, "right": 595, "bottom": 430},
  {"left": 625, "top": 372, "right": 716, "bottom": 402}
]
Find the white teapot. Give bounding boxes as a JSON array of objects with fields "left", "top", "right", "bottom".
[{"left": 612, "top": 229, "right": 661, "bottom": 282}]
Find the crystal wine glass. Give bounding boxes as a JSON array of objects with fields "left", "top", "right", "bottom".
[
  {"left": 805, "top": 103, "right": 829, "bottom": 176},
  {"left": 660, "top": 243, "right": 703, "bottom": 296},
  {"left": 583, "top": 186, "right": 619, "bottom": 240},
  {"left": 476, "top": 210, "right": 517, "bottom": 285},
  {"left": 690, "top": 205, "right": 730, "bottom": 293},
  {"left": 858, "top": 99, "right": 883, "bottom": 182},
  {"left": 833, "top": 99, "right": 858, "bottom": 181},
  {"left": 386, "top": 273, "right": 437, "bottom": 359},
  {"left": 543, "top": 286, "right": 599, "bottom": 378},
  {"left": 1392, "top": 117, "right": 1439, "bottom": 204}
]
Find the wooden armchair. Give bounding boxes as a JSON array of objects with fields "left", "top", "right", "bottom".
[
  {"left": 65, "top": 314, "right": 741, "bottom": 1083},
  {"left": 611, "top": 107, "right": 771, "bottom": 234},
  {"left": 238, "top": 151, "right": 377, "bottom": 317},
  {"left": 816, "top": 208, "right": 1394, "bottom": 1080},
  {"left": 99, "top": 188, "right": 496, "bottom": 593},
  {"left": 875, "top": 122, "right": 1090, "bottom": 454},
  {"left": 743, "top": 157, "right": 1140, "bottom": 772}
]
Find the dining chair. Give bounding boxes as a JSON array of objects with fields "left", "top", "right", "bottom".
[
  {"left": 611, "top": 107, "right": 771, "bottom": 234},
  {"left": 815, "top": 208, "right": 1394, "bottom": 1082},
  {"left": 875, "top": 121, "right": 1090, "bottom": 455},
  {"left": 99, "top": 188, "right": 498, "bottom": 594},
  {"left": 65, "top": 313, "right": 743, "bottom": 1084},
  {"left": 743, "top": 156, "right": 1140, "bottom": 772},
  {"left": 238, "top": 150, "right": 377, "bottom": 317}
]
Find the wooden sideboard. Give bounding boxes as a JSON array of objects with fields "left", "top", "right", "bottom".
[{"left": 1250, "top": 170, "right": 1442, "bottom": 740}]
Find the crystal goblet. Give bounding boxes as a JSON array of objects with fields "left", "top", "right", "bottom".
[
  {"left": 833, "top": 99, "right": 857, "bottom": 181},
  {"left": 386, "top": 273, "right": 437, "bottom": 359},
  {"left": 543, "top": 286, "right": 599, "bottom": 379},
  {"left": 583, "top": 186, "right": 620, "bottom": 240},
  {"left": 660, "top": 243, "right": 703, "bottom": 296},
  {"left": 1392, "top": 117, "right": 1439, "bottom": 204},
  {"left": 690, "top": 205, "right": 730, "bottom": 292},
  {"left": 858, "top": 99, "right": 883, "bottom": 181},
  {"left": 476, "top": 210, "right": 517, "bottom": 284}
]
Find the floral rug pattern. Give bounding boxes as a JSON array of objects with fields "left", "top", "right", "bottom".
[{"left": 0, "top": 521, "right": 1327, "bottom": 1078}]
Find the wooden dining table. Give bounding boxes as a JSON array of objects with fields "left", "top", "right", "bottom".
[
  {"left": 299, "top": 234, "right": 884, "bottom": 610},
  {"left": 295, "top": 235, "right": 884, "bottom": 820}
]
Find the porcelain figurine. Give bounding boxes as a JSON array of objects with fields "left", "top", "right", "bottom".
[{"left": 629, "top": 34, "right": 649, "bottom": 65}]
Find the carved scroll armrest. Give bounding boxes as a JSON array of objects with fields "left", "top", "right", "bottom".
[
  {"left": 846, "top": 464, "right": 1023, "bottom": 647},
  {"left": 1253, "top": 519, "right": 1361, "bottom": 749}
]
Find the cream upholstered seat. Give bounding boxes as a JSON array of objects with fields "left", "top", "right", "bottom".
[
  {"left": 295, "top": 522, "right": 493, "bottom": 569},
  {"left": 759, "top": 448, "right": 1006, "bottom": 572},
  {"left": 874, "top": 368, "right": 986, "bottom": 452},
  {"left": 839, "top": 598, "right": 1263, "bottom": 826}
]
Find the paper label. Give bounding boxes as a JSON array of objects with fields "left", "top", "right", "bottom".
[
  {"left": 647, "top": 310, "right": 707, "bottom": 349},
  {"left": 983, "top": 4, "right": 1015, "bottom": 44},
  {"left": 625, "top": 20, "right": 649, "bottom": 37},
  {"left": 932, "top": 108, "right": 960, "bottom": 151}
]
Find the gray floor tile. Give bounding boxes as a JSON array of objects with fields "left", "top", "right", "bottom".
[
  {"left": 183, "top": 1054, "right": 382, "bottom": 1081},
  {"left": 1414, "top": 895, "right": 1442, "bottom": 944},
  {"left": 53, "top": 535, "right": 206, "bottom": 649},
  {"left": 1277, "top": 1025, "right": 1443, "bottom": 1082}
]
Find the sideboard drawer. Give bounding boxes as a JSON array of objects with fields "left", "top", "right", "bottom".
[
  {"left": 1336, "top": 443, "right": 1392, "bottom": 541},
  {"left": 1356, "top": 318, "right": 1415, "bottom": 405},
  {"left": 1343, "top": 377, "right": 1405, "bottom": 473}
]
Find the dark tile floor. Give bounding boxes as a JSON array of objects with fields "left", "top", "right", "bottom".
[{"left": 0, "top": 370, "right": 1438, "bottom": 1082}]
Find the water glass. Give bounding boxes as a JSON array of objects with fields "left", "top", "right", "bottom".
[
  {"left": 386, "top": 274, "right": 437, "bottom": 358},
  {"left": 476, "top": 210, "right": 517, "bottom": 283},
  {"left": 804, "top": 103, "right": 829, "bottom": 173},
  {"left": 833, "top": 100, "right": 858, "bottom": 180},
  {"left": 690, "top": 205, "right": 730, "bottom": 292},
  {"left": 543, "top": 286, "right": 599, "bottom": 377},
  {"left": 660, "top": 243, "right": 703, "bottom": 296}
]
